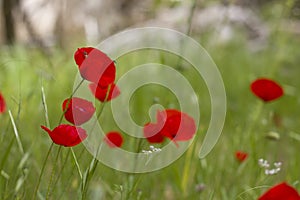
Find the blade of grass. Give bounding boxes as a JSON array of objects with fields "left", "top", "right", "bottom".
[
  {"left": 71, "top": 148, "right": 82, "bottom": 180},
  {"left": 8, "top": 110, "right": 24, "bottom": 155},
  {"left": 41, "top": 86, "right": 50, "bottom": 128}
]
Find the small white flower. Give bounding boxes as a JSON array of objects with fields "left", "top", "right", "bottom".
[
  {"left": 141, "top": 146, "right": 161, "bottom": 154},
  {"left": 259, "top": 158, "right": 282, "bottom": 176},
  {"left": 274, "top": 162, "right": 282, "bottom": 168}
]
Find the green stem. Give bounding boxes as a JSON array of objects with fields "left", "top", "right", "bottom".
[
  {"left": 175, "top": 0, "right": 197, "bottom": 70},
  {"left": 186, "top": 0, "right": 197, "bottom": 35},
  {"left": 248, "top": 102, "right": 264, "bottom": 157},
  {"left": 32, "top": 142, "right": 54, "bottom": 200},
  {"left": 181, "top": 141, "right": 195, "bottom": 196},
  {"left": 46, "top": 146, "right": 62, "bottom": 200}
]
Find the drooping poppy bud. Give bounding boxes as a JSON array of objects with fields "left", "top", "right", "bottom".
[
  {"left": 62, "top": 97, "right": 95, "bottom": 125},
  {"left": 41, "top": 125, "right": 87, "bottom": 147}
]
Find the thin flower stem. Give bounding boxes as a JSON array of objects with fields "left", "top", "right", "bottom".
[
  {"left": 175, "top": 0, "right": 198, "bottom": 70},
  {"left": 186, "top": 0, "right": 197, "bottom": 36},
  {"left": 46, "top": 146, "right": 62, "bottom": 200},
  {"left": 32, "top": 142, "right": 54, "bottom": 200},
  {"left": 248, "top": 101, "right": 264, "bottom": 158},
  {"left": 181, "top": 141, "right": 195, "bottom": 196},
  {"left": 71, "top": 147, "right": 83, "bottom": 180}
]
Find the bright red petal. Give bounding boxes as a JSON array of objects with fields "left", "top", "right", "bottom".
[
  {"left": 104, "top": 131, "right": 123, "bottom": 148},
  {"left": 159, "top": 109, "right": 196, "bottom": 142},
  {"left": 74, "top": 47, "right": 116, "bottom": 87},
  {"left": 259, "top": 182, "right": 300, "bottom": 200},
  {"left": 143, "top": 122, "right": 165, "bottom": 143},
  {"left": 89, "top": 83, "right": 120, "bottom": 102},
  {"left": 74, "top": 47, "right": 94, "bottom": 66},
  {"left": 0, "top": 93, "right": 6, "bottom": 114},
  {"left": 41, "top": 125, "right": 87, "bottom": 147},
  {"left": 62, "top": 97, "right": 95, "bottom": 125},
  {"left": 250, "top": 78, "right": 284, "bottom": 102},
  {"left": 235, "top": 151, "right": 248, "bottom": 162}
]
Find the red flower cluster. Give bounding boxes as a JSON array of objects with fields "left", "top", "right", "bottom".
[
  {"left": 235, "top": 151, "right": 248, "bottom": 163},
  {"left": 41, "top": 125, "right": 87, "bottom": 147},
  {"left": 259, "top": 182, "right": 300, "bottom": 200},
  {"left": 0, "top": 92, "right": 6, "bottom": 114},
  {"left": 104, "top": 131, "right": 123, "bottom": 148},
  {"left": 74, "top": 47, "right": 120, "bottom": 102},
  {"left": 250, "top": 78, "right": 284, "bottom": 102},
  {"left": 143, "top": 109, "right": 196, "bottom": 145},
  {"left": 41, "top": 47, "right": 121, "bottom": 147}
]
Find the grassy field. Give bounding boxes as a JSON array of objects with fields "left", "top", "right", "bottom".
[{"left": 1, "top": 6, "right": 300, "bottom": 200}]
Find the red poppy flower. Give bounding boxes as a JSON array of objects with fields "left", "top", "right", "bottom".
[
  {"left": 235, "top": 151, "right": 248, "bottom": 162},
  {"left": 74, "top": 47, "right": 116, "bottom": 88},
  {"left": 250, "top": 78, "right": 284, "bottom": 102},
  {"left": 259, "top": 182, "right": 300, "bottom": 200},
  {"left": 0, "top": 92, "right": 6, "bottom": 114},
  {"left": 62, "top": 97, "right": 95, "bottom": 125},
  {"left": 104, "top": 131, "right": 123, "bottom": 148},
  {"left": 41, "top": 125, "right": 87, "bottom": 147},
  {"left": 89, "top": 83, "right": 120, "bottom": 102},
  {"left": 143, "top": 109, "right": 196, "bottom": 145}
]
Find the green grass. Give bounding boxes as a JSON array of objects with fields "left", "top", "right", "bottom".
[{"left": 0, "top": 24, "right": 300, "bottom": 199}]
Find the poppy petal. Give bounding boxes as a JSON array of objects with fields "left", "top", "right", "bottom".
[
  {"left": 259, "top": 182, "right": 300, "bottom": 200},
  {"left": 62, "top": 97, "right": 95, "bottom": 125},
  {"left": 235, "top": 151, "right": 248, "bottom": 162},
  {"left": 160, "top": 109, "right": 196, "bottom": 141},
  {"left": 143, "top": 122, "right": 165, "bottom": 143},
  {"left": 104, "top": 131, "right": 123, "bottom": 148},
  {"left": 41, "top": 125, "right": 87, "bottom": 147},
  {"left": 74, "top": 47, "right": 116, "bottom": 87},
  {"left": 89, "top": 83, "right": 120, "bottom": 102},
  {"left": 250, "top": 78, "right": 284, "bottom": 102},
  {"left": 143, "top": 109, "right": 197, "bottom": 145},
  {"left": 0, "top": 92, "right": 6, "bottom": 114}
]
